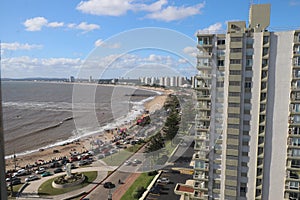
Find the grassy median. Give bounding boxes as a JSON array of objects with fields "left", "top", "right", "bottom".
[{"left": 120, "top": 172, "right": 156, "bottom": 200}]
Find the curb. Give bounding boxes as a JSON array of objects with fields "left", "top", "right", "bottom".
[{"left": 139, "top": 170, "right": 162, "bottom": 200}]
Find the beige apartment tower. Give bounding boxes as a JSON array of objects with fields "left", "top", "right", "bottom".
[{"left": 192, "top": 3, "right": 300, "bottom": 200}]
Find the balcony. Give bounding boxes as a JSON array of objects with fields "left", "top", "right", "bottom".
[
  {"left": 193, "top": 191, "right": 208, "bottom": 199},
  {"left": 197, "top": 104, "right": 211, "bottom": 111},
  {"left": 194, "top": 143, "right": 210, "bottom": 152},
  {"left": 285, "top": 184, "right": 300, "bottom": 192},
  {"left": 195, "top": 74, "right": 212, "bottom": 80},
  {"left": 293, "top": 73, "right": 300, "bottom": 80},
  {"left": 197, "top": 62, "right": 212, "bottom": 70},
  {"left": 196, "top": 115, "right": 211, "bottom": 122},
  {"left": 194, "top": 181, "right": 208, "bottom": 191},
  {"left": 197, "top": 94, "right": 211, "bottom": 101},
  {"left": 196, "top": 84, "right": 211, "bottom": 91},
  {"left": 293, "top": 57, "right": 300, "bottom": 68},
  {"left": 291, "top": 95, "right": 300, "bottom": 103},
  {"left": 193, "top": 151, "right": 209, "bottom": 161},
  {"left": 197, "top": 51, "right": 213, "bottom": 58},
  {"left": 294, "top": 35, "right": 300, "bottom": 44},
  {"left": 195, "top": 134, "right": 208, "bottom": 141},
  {"left": 194, "top": 161, "right": 209, "bottom": 171},
  {"left": 287, "top": 164, "right": 300, "bottom": 170},
  {"left": 194, "top": 171, "right": 208, "bottom": 181}
]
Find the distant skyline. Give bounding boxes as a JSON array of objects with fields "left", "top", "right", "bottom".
[{"left": 1, "top": 0, "right": 300, "bottom": 78}]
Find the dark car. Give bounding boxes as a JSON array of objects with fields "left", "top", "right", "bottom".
[
  {"left": 6, "top": 176, "right": 21, "bottom": 182},
  {"left": 78, "top": 160, "right": 89, "bottom": 166},
  {"left": 49, "top": 162, "right": 61, "bottom": 168},
  {"left": 41, "top": 171, "right": 51, "bottom": 177},
  {"left": 149, "top": 185, "right": 161, "bottom": 194},
  {"left": 103, "top": 182, "right": 115, "bottom": 189},
  {"left": 7, "top": 179, "right": 21, "bottom": 186},
  {"left": 53, "top": 168, "right": 63, "bottom": 174}
]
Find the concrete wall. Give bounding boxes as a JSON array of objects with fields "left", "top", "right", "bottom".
[
  {"left": 247, "top": 32, "right": 263, "bottom": 200},
  {"left": 264, "top": 31, "right": 293, "bottom": 199}
]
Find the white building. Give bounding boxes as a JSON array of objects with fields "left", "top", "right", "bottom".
[{"left": 176, "top": 4, "right": 300, "bottom": 200}]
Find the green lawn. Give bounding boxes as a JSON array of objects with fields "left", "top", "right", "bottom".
[
  {"left": 120, "top": 173, "right": 156, "bottom": 200},
  {"left": 38, "top": 171, "right": 97, "bottom": 196},
  {"left": 7, "top": 183, "right": 24, "bottom": 198},
  {"left": 102, "top": 150, "right": 132, "bottom": 166},
  {"left": 126, "top": 144, "right": 143, "bottom": 152}
]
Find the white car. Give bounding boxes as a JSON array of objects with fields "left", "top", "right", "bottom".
[
  {"left": 35, "top": 167, "right": 45, "bottom": 174},
  {"left": 124, "top": 160, "right": 131, "bottom": 166},
  {"left": 25, "top": 175, "right": 39, "bottom": 182},
  {"left": 157, "top": 177, "right": 170, "bottom": 184}
]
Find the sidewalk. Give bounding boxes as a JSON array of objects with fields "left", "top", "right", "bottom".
[{"left": 112, "top": 173, "right": 141, "bottom": 200}]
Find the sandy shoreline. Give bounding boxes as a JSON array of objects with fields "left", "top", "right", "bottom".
[{"left": 5, "top": 86, "right": 172, "bottom": 171}]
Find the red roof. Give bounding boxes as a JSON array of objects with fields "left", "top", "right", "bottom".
[{"left": 176, "top": 184, "right": 194, "bottom": 193}]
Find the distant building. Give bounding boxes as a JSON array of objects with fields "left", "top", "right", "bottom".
[{"left": 69, "top": 76, "right": 75, "bottom": 82}]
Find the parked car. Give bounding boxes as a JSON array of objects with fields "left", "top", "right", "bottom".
[
  {"left": 25, "top": 175, "right": 39, "bottom": 182},
  {"left": 6, "top": 176, "right": 21, "bottom": 182},
  {"left": 41, "top": 171, "right": 51, "bottom": 177},
  {"left": 157, "top": 177, "right": 170, "bottom": 184},
  {"left": 124, "top": 160, "right": 131, "bottom": 166},
  {"left": 149, "top": 184, "right": 162, "bottom": 194},
  {"left": 103, "top": 182, "right": 115, "bottom": 189},
  {"left": 53, "top": 168, "right": 63, "bottom": 174},
  {"left": 133, "top": 159, "right": 142, "bottom": 164},
  {"left": 14, "top": 169, "right": 30, "bottom": 176},
  {"left": 49, "top": 162, "right": 61, "bottom": 168},
  {"left": 35, "top": 167, "right": 45, "bottom": 174},
  {"left": 78, "top": 160, "right": 89, "bottom": 166},
  {"left": 7, "top": 179, "right": 21, "bottom": 186}
]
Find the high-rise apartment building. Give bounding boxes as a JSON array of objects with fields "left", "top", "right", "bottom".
[{"left": 192, "top": 3, "right": 300, "bottom": 200}]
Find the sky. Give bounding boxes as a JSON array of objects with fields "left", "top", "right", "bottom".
[{"left": 1, "top": 0, "right": 300, "bottom": 79}]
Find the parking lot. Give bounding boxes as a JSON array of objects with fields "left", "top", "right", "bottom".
[
  {"left": 145, "top": 142, "right": 194, "bottom": 200},
  {"left": 146, "top": 170, "right": 192, "bottom": 200}
]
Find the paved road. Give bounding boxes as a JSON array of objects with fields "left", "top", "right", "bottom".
[{"left": 17, "top": 160, "right": 117, "bottom": 200}]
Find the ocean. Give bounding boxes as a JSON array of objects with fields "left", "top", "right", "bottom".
[{"left": 2, "top": 81, "right": 157, "bottom": 157}]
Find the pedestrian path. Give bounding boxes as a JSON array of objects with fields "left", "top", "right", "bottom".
[{"left": 112, "top": 173, "right": 141, "bottom": 200}]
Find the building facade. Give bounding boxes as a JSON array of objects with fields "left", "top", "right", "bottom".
[{"left": 193, "top": 4, "right": 300, "bottom": 200}]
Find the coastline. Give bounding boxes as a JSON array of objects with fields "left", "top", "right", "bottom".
[{"left": 5, "top": 85, "right": 172, "bottom": 171}]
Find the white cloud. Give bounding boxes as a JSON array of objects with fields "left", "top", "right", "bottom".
[
  {"left": 133, "top": 0, "right": 167, "bottom": 12},
  {"left": 183, "top": 46, "right": 197, "bottom": 57},
  {"left": 94, "top": 39, "right": 120, "bottom": 48},
  {"left": 47, "top": 22, "right": 64, "bottom": 28},
  {"left": 145, "top": 3, "right": 205, "bottom": 22},
  {"left": 76, "top": 0, "right": 205, "bottom": 22},
  {"left": 67, "top": 22, "right": 100, "bottom": 33},
  {"left": 1, "top": 52, "right": 195, "bottom": 78},
  {"left": 2, "top": 56, "right": 82, "bottom": 78},
  {"left": 24, "top": 17, "right": 99, "bottom": 33},
  {"left": 24, "top": 17, "right": 48, "bottom": 31},
  {"left": 76, "top": 0, "right": 132, "bottom": 16},
  {"left": 196, "top": 22, "right": 224, "bottom": 34},
  {"left": 75, "top": 22, "right": 100, "bottom": 32},
  {"left": 2, "top": 42, "right": 43, "bottom": 51}
]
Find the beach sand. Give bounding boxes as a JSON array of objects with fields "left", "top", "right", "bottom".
[{"left": 5, "top": 86, "right": 172, "bottom": 172}]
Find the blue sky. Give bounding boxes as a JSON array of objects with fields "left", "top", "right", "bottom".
[{"left": 0, "top": 0, "right": 300, "bottom": 78}]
